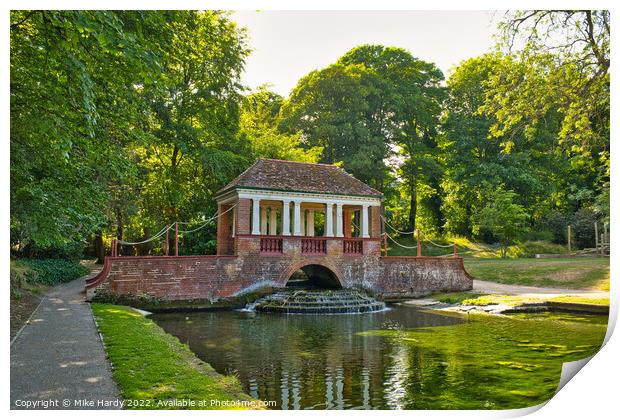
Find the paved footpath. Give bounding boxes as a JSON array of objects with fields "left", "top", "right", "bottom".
[
  {"left": 10, "top": 275, "right": 121, "bottom": 410},
  {"left": 473, "top": 279, "right": 609, "bottom": 299}
]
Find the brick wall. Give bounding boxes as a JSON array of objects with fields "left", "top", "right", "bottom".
[{"left": 87, "top": 236, "right": 472, "bottom": 302}]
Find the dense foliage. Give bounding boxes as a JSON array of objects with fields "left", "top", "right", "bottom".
[
  {"left": 11, "top": 259, "right": 90, "bottom": 287},
  {"left": 10, "top": 10, "right": 610, "bottom": 258}
]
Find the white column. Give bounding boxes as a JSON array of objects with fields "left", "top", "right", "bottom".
[
  {"left": 307, "top": 210, "right": 315, "bottom": 236},
  {"left": 293, "top": 200, "right": 302, "bottom": 236},
  {"left": 300, "top": 209, "right": 306, "bottom": 236},
  {"left": 282, "top": 201, "right": 291, "bottom": 236},
  {"left": 269, "top": 206, "right": 278, "bottom": 235},
  {"left": 232, "top": 209, "right": 236, "bottom": 238},
  {"left": 325, "top": 202, "right": 334, "bottom": 237},
  {"left": 335, "top": 204, "right": 344, "bottom": 237},
  {"left": 260, "top": 206, "right": 268, "bottom": 234},
  {"left": 251, "top": 198, "right": 261, "bottom": 235},
  {"left": 361, "top": 204, "right": 369, "bottom": 238}
]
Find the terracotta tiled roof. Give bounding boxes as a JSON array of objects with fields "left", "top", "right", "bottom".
[{"left": 216, "top": 159, "right": 383, "bottom": 198}]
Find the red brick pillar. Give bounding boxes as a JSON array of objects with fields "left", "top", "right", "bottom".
[
  {"left": 370, "top": 206, "right": 381, "bottom": 238},
  {"left": 343, "top": 209, "right": 352, "bottom": 238},
  {"left": 216, "top": 204, "right": 231, "bottom": 255},
  {"left": 235, "top": 198, "right": 251, "bottom": 235}
]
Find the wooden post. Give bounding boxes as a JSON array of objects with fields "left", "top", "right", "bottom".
[
  {"left": 594, "top": 222, "right": 599, "bottom": 256},
  {"left": 175, "top": 222, "right": 179, "bottom": 257},
  {"left": 165, "top": 224, "right": 169, "bottom": 256},
  {"left": 604, "top": 223, "right": 608, "bottom": 249},
  {"left": 567, "top": 225, "right": 572, "bottom": 255},
  {"left": 453, "top": 242, "right": 457, "bottom": 257},
  {"left": 417, "top": 229, "right": 422, "bottom": 257},
  {"left": 383, "top": 232, "right": 388, "bottom": 257}
]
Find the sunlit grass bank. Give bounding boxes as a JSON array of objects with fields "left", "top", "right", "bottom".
[
  {"left": 431, "top": 292, "right": 610, "bottom": 307},
  {"left": 464, "top": 258, "right": 610, "bottom": 290},
  {"left": 357, "top": 312, "right": 607, "bottom": 409},
  {"left": 91, "top": 304, "right": 260, "bottom": 410},
  {"left": 385, "top": 235, "right": 609, "bottom": 290}
]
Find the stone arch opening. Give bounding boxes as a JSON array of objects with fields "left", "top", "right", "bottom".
[{"left": 286, "top": 264, "right": 342, "bottom": 289}]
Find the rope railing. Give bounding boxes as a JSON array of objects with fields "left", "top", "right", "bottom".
[
  {"left": 117, "top": 224, "right": 172, "bottom": 246},
  {"left": 380, "top": 215, "right": 417, "bottom": 235},
  {"left": 114, "top": 204, "right": 237, "bottom": 256},
  {"left": 422, "top": 238, "right": 453, "bottom": 248},
  {"left": 177, "top": 203, "right": 237, "bottom": 234},
  {"left": 385, "top": 232, "right": 419, "bottom": 249}
]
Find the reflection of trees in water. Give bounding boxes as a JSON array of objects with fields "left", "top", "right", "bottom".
[{"left": 151, "top": 307, "right": 462, "bottom": 409}]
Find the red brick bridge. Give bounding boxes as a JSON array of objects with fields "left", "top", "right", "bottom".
[{"left": 86, "top": 159, "right": 472, "bottom": 301}]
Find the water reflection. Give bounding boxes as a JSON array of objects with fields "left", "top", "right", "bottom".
[{"left": 151, "top": 306, "right": 462, "bottom": 409}]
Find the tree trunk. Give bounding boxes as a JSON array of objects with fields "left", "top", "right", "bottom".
[
  {"left": 115, "top": 208, "right": 123, "bottom": 240},
  {"left": 408, "top": 184, "right": 417, "bottom": 233},
  {"left": 94, "top": 231, "right": 105, "bottom": 264}
]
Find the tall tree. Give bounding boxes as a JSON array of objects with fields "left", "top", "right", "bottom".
[
  {"left": 337, "top": 45, "right": 445, "bottom": 233},
  {"left": 126, "top": 11, "right": 250, "bottom": 245},
  {"left": 491, "top": 11, "right": 610, "bottom": 214},
  {"left": 239, "top": 87, "right": 322, "bottom": 162},
  {"left": 280, "top": 62, "right": 384, "bottom": 186},
  {"left": 281, "top": 45, "right": 445, "bottom": 233},
  {"left": 10, "top": 11, "right": 162, "bottom": 255}
]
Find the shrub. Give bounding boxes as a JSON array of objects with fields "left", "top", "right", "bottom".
[
  {"left": 572, "top": 208, "right": 597, "bottom": 249},
  {"left": 12, "top": 259, "right": 90, "bottom": 286},
  {"left": 525, "top": 230, "right": 554, "bottom": 242},
  {"left": 540, "top": 211, "right": 569, "bottom": 244}
]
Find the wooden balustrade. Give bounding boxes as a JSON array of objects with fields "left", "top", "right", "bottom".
[
  {"left": 343, "top": 239, "right": 363, "bottom": 255},
  {"left": 260, "top": 237, "right": 283, "bottom": 254},
  {"left": 301, "top": 238, "right": 327, "bottom": 255}
]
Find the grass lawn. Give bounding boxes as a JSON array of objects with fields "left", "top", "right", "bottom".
[
  {"left": 91, "top": 304, "right": 260, "bottom": 410},
  {"left": 464, "top": 257, "right": 610, "bottom": 290}
]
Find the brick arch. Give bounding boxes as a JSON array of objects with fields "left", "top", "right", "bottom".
[{"left": 280, "top": 259, "right": 345, "bottom": 288}]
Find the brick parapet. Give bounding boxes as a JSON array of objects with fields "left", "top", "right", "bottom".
[{"left": 87, "top": 242, "right": 472, "bottom": 302}]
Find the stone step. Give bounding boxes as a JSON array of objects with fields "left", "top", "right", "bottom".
[{"left": 248, "top": 289, "right": 386, "bottom": 314}]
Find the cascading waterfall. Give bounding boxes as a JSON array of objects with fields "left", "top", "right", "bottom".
[{"left": 245, "top": 290, "right": 386, "bottom": 314}]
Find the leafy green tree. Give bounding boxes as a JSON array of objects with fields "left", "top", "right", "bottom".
[
  {"left": 440, "top": 55, "right": 551, "bottom": 236},
  {"left": 280, "top": 62, "right": 385, "bottom": 187},
  {"left": 239, "top": 87, "right": 322, "bottom": 162},
  {"left": 10, "top": 11, "right": 162, "bottom": 256},
  {"left": 473, "top": 189, "right": 529, "bottom": 258},
  {"left": 11, "top": 11, "right": 251, "bottom": 257},
  {"left": 490, "top": 11, "right": 609, "bottom": 213},
  {"left": 338, "top": 46, "right": 445, "bottom": 233},
  {"left": 125, "top": 11, "right": 250, "bottom": 249},
  {"left": 281, "top": 45, "right": 445, "bottom": 233}
]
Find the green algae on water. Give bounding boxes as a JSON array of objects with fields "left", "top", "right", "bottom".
[{"left": 357, "top": 312, "right": 606, "bottom": 409}]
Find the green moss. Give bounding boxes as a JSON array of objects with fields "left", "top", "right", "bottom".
[
  {"left": 357, "top": 312, "right": 607, "bottom": 409},
  {"left": 547, "top": 295, "right": 610, "bottom": 306},
  {"left": 431, "top": 292, "right": 484, "bottom": 304},
  {"left": 91, "top": 304, "right": 260, "bottom": 409}
]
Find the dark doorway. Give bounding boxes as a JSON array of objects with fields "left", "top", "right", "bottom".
[{"left": 286, "top": 265, "right": 342, "bottom": 289}]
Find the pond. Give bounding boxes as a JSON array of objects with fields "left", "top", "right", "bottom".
[{"left": 150, "top": 305, "right": 607, "bottom": 410}]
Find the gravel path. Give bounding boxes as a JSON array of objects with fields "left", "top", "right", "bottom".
[{"left": 10, "top": 275, "right": 121, "bottom": 410}]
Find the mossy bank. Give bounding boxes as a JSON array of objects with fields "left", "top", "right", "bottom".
[{"left": 91, "top": 304, "right": 262, "bottom": 409}]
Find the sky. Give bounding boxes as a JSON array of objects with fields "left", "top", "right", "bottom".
[{"left": 231, "top": 11, "right": 502, "bottom": 97}]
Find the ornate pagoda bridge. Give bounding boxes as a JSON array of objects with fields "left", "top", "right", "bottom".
[{"left": 86, "top": 159, "right": 472, "bottom": 301}]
